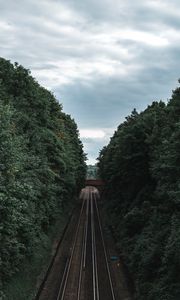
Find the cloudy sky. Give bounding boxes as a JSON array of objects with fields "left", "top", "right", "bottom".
[{"left": 0, "top": 0, "right": 180, "bottom": 164}]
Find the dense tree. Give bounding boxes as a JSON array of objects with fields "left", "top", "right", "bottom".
[
  {"left": 86, "top": 165, "right": 98, "bottom": 179},
  {"left": 0, "top": 58, "right": 86, "bottom": 296},
  {"left": 98, "top": 87, "right": 180, "bottom": 300}
]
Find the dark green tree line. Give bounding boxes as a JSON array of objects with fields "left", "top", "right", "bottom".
[
  {"left": 0, "top": 58, "right": 86, "bottom": 296},
  {"left": 98, "top": 85, "right": 180, "bottom": 300}
]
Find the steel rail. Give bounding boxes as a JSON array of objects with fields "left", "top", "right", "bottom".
[
  {"left": 55, "top": 258, "right": 69, "bottom": 300},
  {"left": 83, "top": 194, "right": 89, "bottom": 268},
  {"left": 91, "top": 192, "right": 96, "bottom": 300},
  {"left": 94, "top": 194, "right": 116, "bottom": 300},
  {"left": 77, "top": 225, "right": 85, "bottom": 300},
  {"left": 93, "top": 198, "right": 100, "bottom": 300},
  {"left": 35, "top": 208, "right": 76, "bottom": 300},
  {"left": 77, "top": 190, "right": 90, "bottom": 300},
  {"left": 56, "top": 197, "right": 86, "bottom": 300},
  {"left": 91, "top": 190, "right": 100, "bottom": 300}
]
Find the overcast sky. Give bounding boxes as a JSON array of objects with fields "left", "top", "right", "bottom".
[{"left": 0, "top": 0, "right": 180, "bottom": 164}]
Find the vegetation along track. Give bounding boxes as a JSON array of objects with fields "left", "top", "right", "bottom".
[{"left": 37, "top": 186, "right": 119, "bottom": 300}]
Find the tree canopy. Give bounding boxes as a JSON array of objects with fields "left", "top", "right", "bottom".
[
  {"left": 0, "top": 57, "right": 86, "bottom": 297},
  {"left": 98, "top": 86, "right": 180, "bottom": 300}
]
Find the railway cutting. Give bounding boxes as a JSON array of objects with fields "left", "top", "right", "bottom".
[{"left": 36, "top": 186, "right": 132, "bottom": 300}]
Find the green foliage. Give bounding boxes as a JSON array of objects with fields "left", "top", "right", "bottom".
[
  {"left": 0, "top": 57, "right": 86, "bottom": 296},
  {"left": 87, "top": 165, "right": 98, "bottom": 179},
  {"left": 98, "top": 89, "right": 180, "bottom": 299}
]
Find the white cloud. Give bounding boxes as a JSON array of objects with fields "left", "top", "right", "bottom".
[
  {"left": 0, "top": 20, "right": 14, "bottom": 31},
  {"left": 87, "top": 156, "right": 98, "bottom": 165},
  {"left": 120, "top": 30, "right": 169, "bottom": 47},
  {"left": 80, "top": 129, "right": 106, "bottom": 139},
  {"left": 147, "top": 0, "right": 180, "bottom": 17},
  {"left": 0, "top": 0, "right": 179, "bottom": 163}
]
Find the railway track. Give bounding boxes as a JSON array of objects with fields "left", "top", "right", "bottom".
[
  {"left": 56, "top": 194, "right": 87, "bottom": 300},
  {"left": 37, "top": 186, "right": 117, "bottom": 300}
]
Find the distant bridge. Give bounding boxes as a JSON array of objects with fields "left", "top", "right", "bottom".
[{"left": 85, "top": 179, "right": 105, "bottom": 193}]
